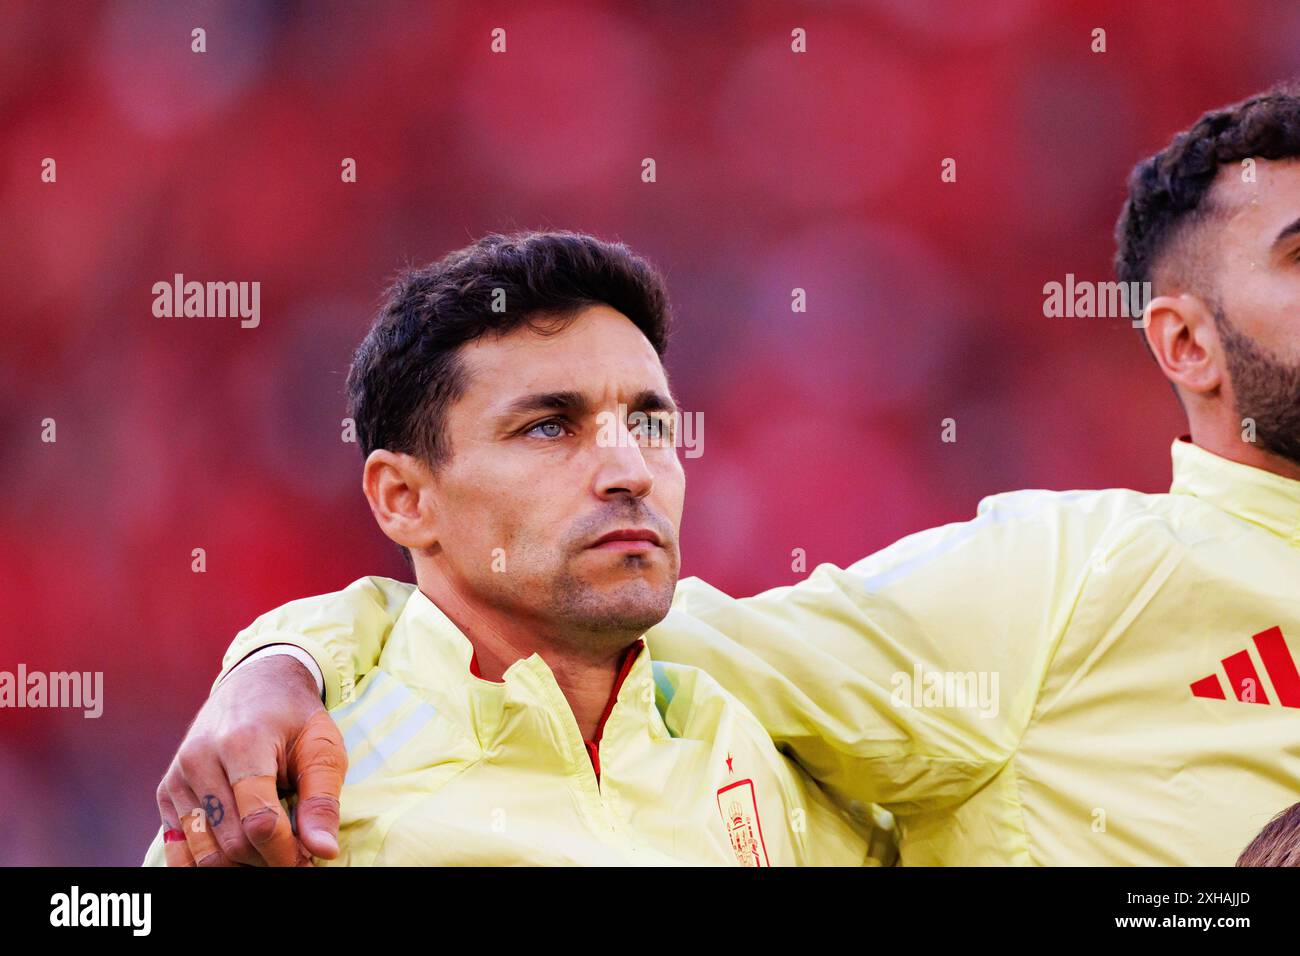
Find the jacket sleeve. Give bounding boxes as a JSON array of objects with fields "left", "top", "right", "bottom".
[
  {"left": 647, "top": 491, "right": 1111, "bottom": 815},
  {"left": 215, "top": 577, "right": 417, "bottom": 708}
]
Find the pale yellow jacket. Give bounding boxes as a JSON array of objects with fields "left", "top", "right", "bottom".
[
  {"left": 166, "top": 439, "right": 1300, "bottom": 865},
  {"left": 144, "top": 587, "right": 893, "bottom": 866}
]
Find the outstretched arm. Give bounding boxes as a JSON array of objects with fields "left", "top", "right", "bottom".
[{"left": 648, "top": 490, "right": 1122, "bottom": 812}]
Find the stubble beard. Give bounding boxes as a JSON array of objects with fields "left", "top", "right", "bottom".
[
  {"left": 1218, "top": 309, "right": 1300, "bottom": 468},
  {"left": 548, "top": 551, "right": 679, "bottom": 650}
]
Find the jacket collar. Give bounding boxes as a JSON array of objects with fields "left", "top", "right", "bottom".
[
  {"left": 379, "top": 587, "right": 664, "bottom": 761},
  {"left": 1169, "top": 437, "right": 1300, "bottom": 544}
]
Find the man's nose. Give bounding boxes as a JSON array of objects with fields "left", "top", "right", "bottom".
[{"left": 592, "top": 432, "right": 654, "bottom": 500}]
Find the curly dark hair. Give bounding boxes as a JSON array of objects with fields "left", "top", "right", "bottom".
[
  {"left": 1114, "top": 82, "right": 1300, "bottom": 299},
  {"left": 347, "top": 230, "right": 672, "bottom": 470}
]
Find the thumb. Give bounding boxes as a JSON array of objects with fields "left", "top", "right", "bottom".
[{"left": 288, "top": 709, "right": 347, "bottom": 859}]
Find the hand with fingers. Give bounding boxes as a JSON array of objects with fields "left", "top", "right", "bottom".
[{"left": 155, "top": 654, "right": 347, "bottom": 867}]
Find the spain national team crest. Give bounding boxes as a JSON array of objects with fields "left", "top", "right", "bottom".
[{"left": 717, "top": 779, "right": 770, "bottom": 867}]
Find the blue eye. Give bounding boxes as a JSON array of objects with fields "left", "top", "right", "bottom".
[
  {"left": 632, "top": 413, "right": 674, "bottom": 444},
  {"left": 527, "top": 419, "right": 567, "bottom": 439}
]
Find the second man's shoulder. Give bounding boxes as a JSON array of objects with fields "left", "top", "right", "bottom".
[
  {"left": 245, "top": 577, "right": 417, "bottom": 631},
  {"left": 973, "top": 486, "right": 1156, "bottom": 527}
]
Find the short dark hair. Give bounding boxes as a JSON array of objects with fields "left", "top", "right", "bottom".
[
  {"left": 1114, "top": 82, "right": 1300, "bottom": 297},
  {"left": 347, "top": 231, "right": 672, "bottom": 469}
]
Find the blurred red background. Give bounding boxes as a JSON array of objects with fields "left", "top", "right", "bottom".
[{"left": 2, "top": 0, "right": 1296, "bottom": 864}]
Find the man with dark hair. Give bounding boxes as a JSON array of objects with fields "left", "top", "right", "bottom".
[
  {"left": 348, "top": 232, "right": 672, "bottom": 472},
  {"left": 158, "top": 82, "right": 1300, "bottom": 867},
  {"left": 143, "top": 230, "right": 891, "bottom": 866},
  {"left": 1115, "top": 82, "right": 1300, "bottom": 471},
  {"left": 347, "top": 232, "right": 672, "bottom": 566}
]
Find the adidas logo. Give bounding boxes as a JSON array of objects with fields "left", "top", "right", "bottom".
[{"left": 1190, "top": 626, "right": 1300, "bottom": 707}]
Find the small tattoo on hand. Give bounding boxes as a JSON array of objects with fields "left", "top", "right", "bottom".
[{"left": 203, "top": 794, "right": 225, "bottom": 827}]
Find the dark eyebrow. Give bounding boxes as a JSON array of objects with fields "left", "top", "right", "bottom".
[
  {"left": 1272, "top": 215, "right": 1300, "bottom": 250},
  {"left": 627, "top": 389, "right": 679, "bottom": 414},
  {"left": 502, "top": 388, "right": 677, "bottom": 416},
  {"left": 499, "top": 390, "right": 590, "bottom": 420}
]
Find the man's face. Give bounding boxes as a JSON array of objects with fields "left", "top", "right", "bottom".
[
  {"left": 1205, "top": 157, "right": 1300, "bottom": 464},
  {"left": 423, "top": 305, "right": 684, "bottom": 643}
]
